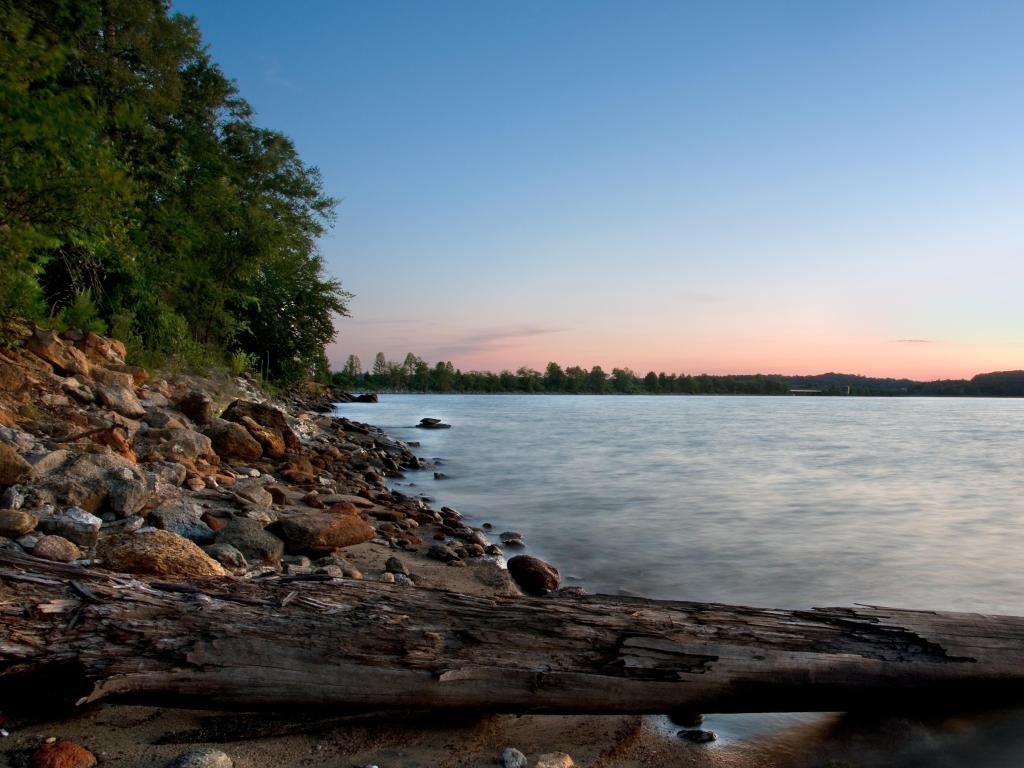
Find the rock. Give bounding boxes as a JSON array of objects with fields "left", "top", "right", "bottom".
[
  {"left": 32, "top": 534, "right": 81, "bottom": 562},
  {"left": 175, "top": 390, "right": 213, "bottom": 426},
  {"left": 384, "top": 556, "right": 409, "bottom": 575},
  {"left": 270, "top": 512, "right": 374, "bottom": 556},
  {"left": 204, "top": 419, "right": 262, "bottom": 463},
  {"left": 501, "top": 748, "right": 528, "bottom": 768},
  {"left": 26, "top": 449, "right": 71, "bottom": 479},
  {"left": 36, "top": 506, "right": 103, "bottom": 547},
  {"left": 106, "top": 466, "right": 151, "bottom": 516},
  {"left": 485, "top": 544, "right": 504, "bottom": 557},
  {"left": 379, "top": 571, "right": 395, "bottom": 583},
  {"left": 233, "top": 477, "right": 273, "bottom": 507},
  {"left": 96, "top": 383, "right": 146, "bottom": 419},
  {"left": 221, "top": 399, "right": 300, "bottom": 451},
  {"left": 203, "top": 543, "right": 248, "bottom": 574},
  {"left": 507, "top": 555, "right": 561, "bottom": 596},
  {"left": 0, "top": 442, "right": 31, "bottom": 485},
  {"left": 669, "top": 711, "right": 705, "bottom": 727},
  {"left": 1, "top": 484, "right": 25, "bottom": 509},
  {"left": 0, "top": 508, "right": 37, "bottom": 537},
  {"left": 25, "top": 325, "right": 92, "bottom": 377},
  {"left": 151, "top": 499, "right": 215, "bottom": 545},
  {"left": 678, "top": 729, "right": 718, "bottom": 744},
  {"left": 91, "top": 366, "right": 136, "bottom": 389},
  {"left": 30, "top": 739, "right": 97, "bottom": 768},
  {"left": 214, "top": 517, "right": 285, "bottom": 564},
  {"left": 201, "top": 512, "right": 228, "bottom": 531},
  {"left": 166, "top": 747, "right": 234, "bottom": 768},
  {"left": 427, "top": 543, "right": 460, "bottom": 562},
  {"left": 98, "top": 530, "right": 227, "bottom": 578},
  {"left": 0, "top": 535, "right": 22, "bottom": 551},
  {"left": 415, "top": 417, "right": 451, "bottom": 429},
  {"left": 144, "top": 461, "right": 188, "bottom": 488},
  {"left": 135, "top": 427, "right": 215, "bottom": 465},
  {"left": 62, "top": 378, "right": 95, "bottom": 404},
  {"left": 238, "top": 415, "right": 285, "bottom": 458},
  {"left": 75, "top": 330, "right": 126, "bottom": 366},
  {"left": 535, "top": 753, "right": 576, "bottom": 768},
  {"left": 29, "top": 453, "right": 150, "bottom": 516}
]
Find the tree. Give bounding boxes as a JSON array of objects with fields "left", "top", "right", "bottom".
[
  {"left": 643, "top": 371, "right": 660, "bottom": 393},
  {"left": 587, "top": 366, "right": 608, "bottom": 394},
  {"left": 544, "top": 362, "right": 565, "bottom": 392}
]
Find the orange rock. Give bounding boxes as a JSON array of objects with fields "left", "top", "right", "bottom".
[
  {"left": 201, "top": 513, "right": 228, "bottom": 531},
  {"left": 30, "top": 739, "right": 97, "bottom": 768}
]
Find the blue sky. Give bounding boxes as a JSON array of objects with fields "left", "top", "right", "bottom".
[{"left": 173, "top": 0, "right": 1023, "bottom": 377}]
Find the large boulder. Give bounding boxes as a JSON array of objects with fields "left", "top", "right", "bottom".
[
  {"left": 73, "top": 330, "right": 126, "bottom": 366},
  {"left": 237, "top": 415, "right": 285, "bottom": 458},
  {"left": 27, "top": 452, "right": 150, "bottom": 516},
  {"left": 150, "top": 499, "right": 215, "bottom": 545},
  {"left": 25, "top": 326, "right": 92, "bottom": 377},
  {"left": 98, "top": 530, "right": 227, "bottom": 578},
  {"left": 134, "top": 427, "right": 215, "bottom": 465},
  {"left": 203, "top": 419, "right": 262, "bottom": 463},
  {"left": 0, "top": 509, "right": 37, "bottom": 537},
  {"left": 0, "top": 442, "right": 31, "bottom": 485},
  {"left": 175, "top": 390, "right": 213, "bottom": 426},
  {"left": 507, "top": 555, "right": 561, "bottom": 596},
  {"left": 221, "top": 400, "right": 300, "bottom": 451},
  {"left": 96, "top": 383, "right": 146, "bottom": 419},
  {"left": 270, "top": 512, "right": 374, "bottom": 556},
  {"left": 214, "top": 517, "right": 285, "bottom": 564}
]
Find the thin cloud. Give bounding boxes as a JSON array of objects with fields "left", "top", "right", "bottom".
[{"left": 433, "top": 326, "right": 567, "bottom": 359}]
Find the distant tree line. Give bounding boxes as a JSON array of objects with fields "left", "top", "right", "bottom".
[
  {"left": 333, "top": 355, "right": 1024, "bottom": 397},
  {"left": 1, "top": 0, "right": 349, "bottom": 382}
]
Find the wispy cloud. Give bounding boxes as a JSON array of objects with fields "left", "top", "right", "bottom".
[{"left": 433, "top": 326, "right": 567, "bottom": 359}]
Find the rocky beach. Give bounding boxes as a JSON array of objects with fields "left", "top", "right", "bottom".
[{"left": 0, "top": 324, "right": 722, "bottom": 768}]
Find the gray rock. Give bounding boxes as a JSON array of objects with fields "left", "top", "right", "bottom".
[
  {"left": 151, "top": 500, "right": 214, "bottom": 545},
  {"left": 25, "top": 449, "right": 71, "bottom": 478},
  {"left": 233, "top": 477, "right": 273, "bottom": 507},
  {"left": 214, "top": 517, "right": 284, "bottom": 564},
  {"left": 501, "top": 747, "right": 527, "bottom": 768},
  {"left": 203, "top": 543, "right": 248, "bottom": 574},
  {"left": 428, "top": 543, "right": 460, "bottom": 563},
  {"left": 167, "top": 747, "right": 234, "bottom": 768},
  {"left": 35, "top": 506, "right": 103, "bottom": 547},
  {"left": 144, "top": 461, "right": 188, "bottom": 488},
  {"left": 384, "top": 556, "right": 409, "bottom": 575},
  {"left": 134, "top": 426, "right": 214, "bottom": 464},
  {"left": 1, "top": 485, "right": 25, "bottom": 509},
  {"left": 97, "top": 383, "right": 146, "bottom": 418},
  {"left": 0, "top": 536, "right": 23, "bottom": 552}
]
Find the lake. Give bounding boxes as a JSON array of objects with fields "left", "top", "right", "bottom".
[{"left": 334, "top": 394, "right": 1024, "bottom": 766}]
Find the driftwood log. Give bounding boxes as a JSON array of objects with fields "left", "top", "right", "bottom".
[{"left": 3, "top": 549, "right": 1024, "bottom": 715}]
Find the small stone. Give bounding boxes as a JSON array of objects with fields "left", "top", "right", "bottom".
[
  {"left": 501, "top": 747, "right": 527, "bottom": 768},
  {"left": 30, "top": 739, "right": 97, "bottom": 768},
  {"left": 677, "top": 729, "right": 718, "bottom": 744},
  {"left": 1, "top": 485, "right": 25, "bottom": 509},
  {"left": 535, "top": 753, "right": 576, "bottom": 768},
  {"left": 485, "top": 544, "right": 504, "bottom": 557},
  {"left": 384, "top": 556, "right": 409, "bottom": 575},
  {"left": 379, "top": 572, "right": 396, "bottom": 583},
  {"left": 393, "top": 573, "right": 414, "bottom": 586},
  {"left": 32, "top": 534, "right": 81, "bottom": 562},
  {"left": 203, "top": 543, "right": 248, "bottom": 574},
  {"left": 166, "top": 747, "right": 234, "bottom": 768}
]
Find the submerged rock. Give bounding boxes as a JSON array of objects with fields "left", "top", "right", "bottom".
[{"left": 415, "top": 417, "right": 451, "bottom": 429}]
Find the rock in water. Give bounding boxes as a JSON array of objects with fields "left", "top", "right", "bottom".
[
  {"left": 167, "top": 748, "right": 234, "bottom": 768},
  {"left": 507, "top": 554, "right": 561, "bottom": 596},
  {"left": 30, "top": 739, "right": 97, "bottom": 768},
  {"left": 501, "top": 747, "right": 528, "bottom": 768},
  {"left": 98, "top": 530, "right": 227, "bottom": 578},
  {"left": 536, "top": 753, "right": 576, "bottom": 768},
  {"left": 32, "top": 534, "right": 81, "bottom": 562}
]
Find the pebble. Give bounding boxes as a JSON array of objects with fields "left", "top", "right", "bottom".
[
  {"left": 166, "top": 747, "right": 234, "bottom": 768},
  {"left": 678, "top": 729, "right": 718, "bottom": 744},
  {"left": 385, "top": 556, "right": 409, "bottom": 575},
  {"left": 501, "top": 747, "right": 527, "bottom": 768},
  {"left": 380, "top": 572, "right": 396, "bottom": 583}
]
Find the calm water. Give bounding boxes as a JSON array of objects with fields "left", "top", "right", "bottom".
[
  {"left": 335, "top": 395, "right": 1024, "bottom": 765},
  {"left": 337, "top": 394, "right": 1024, "bottom": 614}
]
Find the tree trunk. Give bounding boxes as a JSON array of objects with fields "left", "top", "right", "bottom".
[{"left": 3, "top": 549, "right": 1024, "bottom": 715}]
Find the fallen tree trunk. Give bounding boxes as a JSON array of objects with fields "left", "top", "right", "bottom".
[{"left": 3, "top": 549, "right": 1024, "bottom": 715}]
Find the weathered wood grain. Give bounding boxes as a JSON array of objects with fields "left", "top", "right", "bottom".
[{"left": 3, "top": 549, "right": 1024, "bottom": 714}]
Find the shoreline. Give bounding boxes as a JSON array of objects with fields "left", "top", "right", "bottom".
[{"left": 2, "top": 329, "right": 1018, "bottom": 767}]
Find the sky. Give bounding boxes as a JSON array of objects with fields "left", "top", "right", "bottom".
[{"left": 173, "top": 0, "right": 1023, "bottom": 379}]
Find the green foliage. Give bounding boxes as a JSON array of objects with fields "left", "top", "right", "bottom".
[
  {"left": 0, "top": 0, "right": 348, "bottom": 381},
  {"left": 229, "top": 349, "right": 257, "bottom": 377},
  {"left": 57, "top": 290, "right": 106, "bottom": 334}
]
